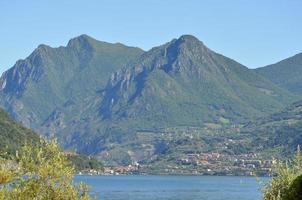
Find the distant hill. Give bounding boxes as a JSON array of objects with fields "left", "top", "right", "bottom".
[
  {"left": 0, "top": 107, "right": 39, "bottom": 154},
  {"left": 242, "top": 100, "right": 302, "bottom": 156},
  {"left": 0, "top": 34, "right": 297, "bottom": 165},
  {"left": 256, "top": 53, "right": 302, "bottom": 95}
]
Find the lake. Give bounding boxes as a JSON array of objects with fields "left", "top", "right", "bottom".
[{"left": 75, "top": 175, "right": 268, "bottom": 200}]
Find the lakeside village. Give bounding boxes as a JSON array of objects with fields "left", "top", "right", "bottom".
[
  {"left": 72, "top": 151, "right": 276, "bottom": 176},
  {"left": 68, "top": 126, "right": 277, "bottom": 176}
]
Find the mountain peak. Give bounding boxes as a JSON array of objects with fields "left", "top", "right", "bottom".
[
  {"left": 178, "top": 34, "right": 201, "bottom": 42},
  {"left": 156, "top": 35, "right": 211, "bottom": 72},
  {"left": 175, "top": 35, "right": 205, "bottom": 47},
  {"left": 37, "top": 44, "right": 51, "bottom": 49},
  {"left": 67, "top": 34, "right": 96, "bottom": 49},
  {"left": 168, "top": 35, "right": 208, "bottom": 54},
  {"left": 31, "top": 44, "right": 52, "bottom": 57}
]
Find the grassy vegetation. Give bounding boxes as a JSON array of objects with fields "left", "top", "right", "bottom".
[{"left": 256, "top": 52, "right": 302, "bottom": 95}]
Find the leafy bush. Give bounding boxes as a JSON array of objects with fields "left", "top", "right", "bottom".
[
  {"left": 286, "top": 174, "right": 302, "bottom": 200},
  {"left": 262, "top": 146, "right": 302, "bottom": 200},
  {"left": 0, "top": 139, "right": 91, "bottom": 200}
]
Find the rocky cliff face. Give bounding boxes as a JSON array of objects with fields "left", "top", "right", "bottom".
[{"left": 0, "top": 45, "right": 48, "bottom": 95}]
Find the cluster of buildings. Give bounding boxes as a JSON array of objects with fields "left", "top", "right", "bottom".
[
  {"left": 175, "top": 152, "right": 275, "bottom": 176},
  {"left": 78, "top": 169, "right": 102, "bottom": 176},
  {"left": 103, "top": 162, "right": 140, "bottom": 175},
  {"left": 178, "top": 152, "right": 221, "bottom": 165}
]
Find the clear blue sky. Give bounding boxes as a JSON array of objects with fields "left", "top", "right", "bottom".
[{"left": 0, "top": 0, "right": 301, "bottom": 73}]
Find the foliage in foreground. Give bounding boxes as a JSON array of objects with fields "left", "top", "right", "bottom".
[
  {"left": 262, "top": 146, "right": 302, "bottom": 200},
  {"left": 0, "top": 139, "right": 91, "bottom": 200}
]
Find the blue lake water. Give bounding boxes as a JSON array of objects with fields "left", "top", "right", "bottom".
[{"left": 75, "top": 175, "right": 268, "bottom": 200}]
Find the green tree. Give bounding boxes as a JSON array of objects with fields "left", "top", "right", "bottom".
[{"left": 0, "top": 139, "right": 91, "bottom": 200}]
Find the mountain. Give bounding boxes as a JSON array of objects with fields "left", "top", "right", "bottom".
[
  {"left": 99, "top": 35, "right": 293, "bottom": 128},
  {"left": 0, "top": 107, "right": 39, "bottom": 154},
  {"left": 0, "top": 34, "right": 144, "bottom": 132},
  {"left": 242, "top": 100, "right": 302, "bottom": 156},
  {"left": 0, "top": 34, "right": 296, "bottom": 165},
  {"left": 256, "top": 53, "right": 302, "bottom": 95},
  {"left": 43, "top": 35, "right": 296, "bottom": 163}
]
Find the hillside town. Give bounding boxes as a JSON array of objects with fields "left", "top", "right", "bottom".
[{"left": 77, "top": 151, "right": 275, "bottom": 176}]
